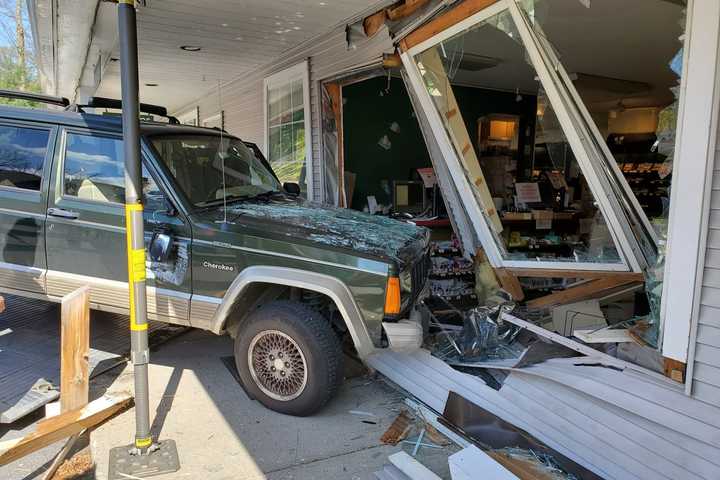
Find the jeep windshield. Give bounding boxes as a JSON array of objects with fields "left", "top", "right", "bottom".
[{"left": 150, "top": 134, "right": 283, "bottom": 208}]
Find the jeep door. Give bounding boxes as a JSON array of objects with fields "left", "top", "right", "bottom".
[
  {"left": 45, "top": 127, "right": 192, "bottom": 324},
  {"left": 0, "top": 119, "right": 57, "bottom": 295}
]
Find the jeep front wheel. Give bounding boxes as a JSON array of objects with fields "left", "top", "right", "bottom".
[{"left": 234, "top": 300, "right": 343, "bottom": 416}]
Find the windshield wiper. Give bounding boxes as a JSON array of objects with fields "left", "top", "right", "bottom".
[{"left": 196, "top": 190, "right": 282, "bottom": 210}]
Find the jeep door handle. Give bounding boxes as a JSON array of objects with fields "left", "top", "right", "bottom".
[{"left": 47, "top": 207, "right": 79, "bottom": 220}]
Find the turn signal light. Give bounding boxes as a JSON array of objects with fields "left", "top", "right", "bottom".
[{"left": 385, "top": 276, "right": 401, "bottom": 315}]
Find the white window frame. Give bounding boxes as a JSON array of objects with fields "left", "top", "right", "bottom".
[
  {"left": 401, "top": 0, "right": 638, "bottom": 273},
  {"left": 263, "top": 60, "right": 313, "bottom": 199},
  {"left": 401, "top": 0, "right": 720, "bottom": 371},
  {"left": 662, "top": 0, "right": 720, "bottom": 366}
]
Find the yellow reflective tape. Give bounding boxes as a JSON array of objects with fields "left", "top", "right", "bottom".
[
  {"left": 135, "top": 437, "right": 153, "bottom": 448},
  {"left": 131, "top": 318, "right": 148, "bottom": 331},
  {"left": 118, "top": 0, "right": 136, "bottom": 5},
  {"left": 130, "top": 248, "right": 146, "bottom": 282},
  {"left": 125, "top": 203, "right": 146, "bottom": 331}
]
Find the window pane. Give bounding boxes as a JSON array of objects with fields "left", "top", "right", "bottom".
[
  {"left": 0, "top": 125, "right": 50, "bottom": 191},
  {"left": 142, "top": 167, "right": 166, "bottom": 213},
  {"left": 520, "top": 0, "right": 685, "bottom": 243},
  {"left": 152, "top": 135, "right": 281, "bottom": 207},
  {"left": 413, "top": 9, "right": 623, "bottom": 264},
  {"left": 291, "top": 79, "right": 304, "bottom": 109},
  {"left": 266, "top": 69, "right": 308, "bottom": 195},
  {"left": 64, "top": 133, "right": 125, "bottom": 204}
]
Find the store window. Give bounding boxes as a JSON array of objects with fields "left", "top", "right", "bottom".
[
  {"left": 517, "top": 0, "right": 687, "bottom": 344},
  {"left": 412, "top": 8, "right": 624, "bottom": 266},
  {"left": 519, "top": 0, "right": 686, "bottom": 246},
  {"left": 264, "top": 61, "right": 311, "bottom": 196}
]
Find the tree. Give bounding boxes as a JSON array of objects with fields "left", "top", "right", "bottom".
[{"left": 0, "top": 0, "right": 40, "bottom": 105}]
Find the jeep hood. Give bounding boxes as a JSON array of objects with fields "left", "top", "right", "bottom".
[{"left": 201, "top": 198, "right": 429, "bottom": 266}]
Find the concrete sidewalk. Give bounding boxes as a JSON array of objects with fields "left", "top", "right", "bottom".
[
  {"left": 89, "top": 330, "right": 445, "bottom": 480},
  {"left": 1, "top": 327, "right": 455, "bottom": 480}
]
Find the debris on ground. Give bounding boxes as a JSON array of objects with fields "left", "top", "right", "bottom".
[
  {"left": 51, "top": 450, "right": 94, "bottom": 480},
  {"left": 380, "top": 410, "right": 413, "bottom": 445}
]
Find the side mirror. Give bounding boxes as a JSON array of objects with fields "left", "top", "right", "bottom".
[
  {"left": 283, "top": 182, "right": 301, "bottom": 196},
  {"left": 149, "top": 232, "right": 172, "bottom": 263},
  {"left": 163, "top": 198, "right": 177, "bottom": 217}
]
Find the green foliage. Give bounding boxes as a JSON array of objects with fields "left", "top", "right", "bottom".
[{"left": 0, "top": 46, "right": 40, "bottom": 107}]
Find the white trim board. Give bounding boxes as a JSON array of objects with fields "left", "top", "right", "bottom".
[{"left": 662, "top": 0, "right": 720, "bottom": 363}]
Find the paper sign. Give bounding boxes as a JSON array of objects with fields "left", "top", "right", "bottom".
[
  {"left": 417, "top": 168, "right": 437, "bottom": 188},
  {"left": 546, "top": 171, "right": 568, "bottom": 190},
  {"left": 515, "top": 182, "right": 542, "bottom": 204}
]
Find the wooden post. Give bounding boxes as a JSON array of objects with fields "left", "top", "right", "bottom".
[
  {"left": 60, "top": 286, "right": 90, "bottom": 412},
  {"left": 41, "top": 287, "right": 91, "bottom": 479}
]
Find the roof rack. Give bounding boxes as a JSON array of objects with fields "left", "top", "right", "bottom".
[
  {"left": 67, "top": 96, "right": 180, "bottom": 124},
  {"left": 0, "top": 89, "right": 70, "bottom": 107}
]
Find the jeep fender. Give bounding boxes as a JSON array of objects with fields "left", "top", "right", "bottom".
[{"left": 209, "top": 266, "right": 376, "bottom": 358}]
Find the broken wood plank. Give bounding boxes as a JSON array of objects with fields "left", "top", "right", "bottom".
[
  {"left": 381, "top": 410, "right": 413, "bottom": 445},
  {"left": 60, "top": 287, "right": 90, "bottom": 412},
  {"left": 489, "top": 451, "right": 560, "bottom": 480},
  {"left": 0, "top": 393, "right": 133, "bottom": 467},
  {"left": 43, "top": 287, "right": 91, "bottom": 480},
  {"left": 387, "top": 0, "right": 430, "bottom": 21},
  {"left": 507, "top": 268, "right": 644, "bottom": 281},
  {"left": 363, "top": 9, "right": 387, "bottom": 37},
  {"left": 400, "top": 0, "right": 500, "bottom": 51},
  {"left": 526, "top": 277, "right": 641, "bottom": 310},
  {"left": 494, "top": 268, "right": 525, "bottom": 301},
  {"left": 663, "top": 357, "right": 686, "bottom": 383},
  {"left": 382, "top": 52, "right": 402, "bottom": 68}
]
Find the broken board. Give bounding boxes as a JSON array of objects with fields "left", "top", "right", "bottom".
[{"left": 0, "top": 295, "right": 188, "bottom": 423}]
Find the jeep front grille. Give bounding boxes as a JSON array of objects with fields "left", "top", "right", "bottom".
[{"left": 411, "top": 254, "right": 431, "bottom": 301}]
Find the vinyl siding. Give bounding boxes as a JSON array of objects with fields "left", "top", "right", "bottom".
[
  {"left": 691, "top": 119, "right": 720, "bottom": 406},
  {"left": 172, "top": 25, "right": 394, "bottom": 201}
]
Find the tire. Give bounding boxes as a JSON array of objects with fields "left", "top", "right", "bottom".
[{"left": 234, "top": 300, "right": 343, "bottom": 416}]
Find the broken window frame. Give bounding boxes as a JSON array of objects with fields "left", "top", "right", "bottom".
[{"left": 399, "top": 0, "right": 645, "bottom": 273}]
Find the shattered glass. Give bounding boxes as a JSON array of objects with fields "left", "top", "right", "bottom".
[
  {"left": 227, "top": 199, "right": 428, "bottom": 264},
  {"left": 431, "top": 303, "right": 524, "bottom": 363}
]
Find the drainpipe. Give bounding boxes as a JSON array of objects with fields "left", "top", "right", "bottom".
[{"left": 117, "top": 0, "right": 152, "bottom": 454}]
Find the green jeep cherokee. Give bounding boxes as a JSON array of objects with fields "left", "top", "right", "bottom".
[{"left": 0, "top": 98, "right": 430, "bottom": 416}]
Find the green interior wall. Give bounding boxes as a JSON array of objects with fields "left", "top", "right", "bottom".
[
  {"left": 342, "top": 76, "right": 431, "bottom": 210},
  {"left": 342, "top": 76, "right": 537, "bottom": 210}
]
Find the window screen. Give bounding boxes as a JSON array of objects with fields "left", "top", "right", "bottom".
[{"left": 0, "top": 125, "right": 50, "bottom": 191}]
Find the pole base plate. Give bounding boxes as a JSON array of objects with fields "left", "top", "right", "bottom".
[{"left": 108, "top": 439, "right": 180, "bottom": 479}]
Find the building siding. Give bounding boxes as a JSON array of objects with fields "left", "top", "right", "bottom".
[
  {"left": 691, "top": 117, "right": 720, "bottom": 406},
  {"left": 172, "top": 25, "right": 394, "bottom": 201}
]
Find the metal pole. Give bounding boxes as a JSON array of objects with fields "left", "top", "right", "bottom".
[{"left": 118, "top": 0, "right": 152, "bottom": 453}]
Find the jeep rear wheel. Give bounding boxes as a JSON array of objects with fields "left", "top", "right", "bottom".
[{"left": 234, "top": 300, "right": 343, "bottom": 416}]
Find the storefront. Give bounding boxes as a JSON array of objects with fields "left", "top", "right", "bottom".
[{"left": 31, "top": 0, "right": 720, "bottom": 411}]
